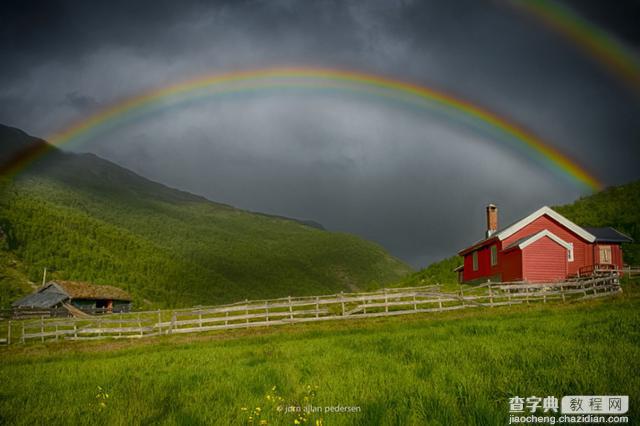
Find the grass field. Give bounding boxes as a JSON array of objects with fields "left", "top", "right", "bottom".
[{"left": 1, "top": 281, "right": 638, "bottom": 425}]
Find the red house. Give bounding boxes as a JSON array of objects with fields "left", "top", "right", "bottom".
[{"left": 457, "top": 204, "right": 633, "bottom": 283}]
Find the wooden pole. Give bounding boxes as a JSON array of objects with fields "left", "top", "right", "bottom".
[
  {"left": 340, "top": 292, "right": 345, "bottom": 316},
  {"left": 384, "top": 289, "right": 389, "bottom": 313},
  {"left": 157, "top": 309, "right": 162, "bottom": 334},
  {"left": 413, "top": 294, "right": 417, "bottom": 311},
  {"left": 315, "top": 297, "right": 319, "bottom": 318},
  {"left": 288, "top": 296, "right": 293, "bottom": 320},
  {"left": 489, "top": 285, "right": 494, "bottom": 307},
  {"left": 265, "top": 301, "right": 270, "bottom": 324},
  {"left": 42, "top": 267, "right": 47, "bottom": 287},
  {"left": 21, "top": 322, "right": 25, "bottom": 344},
  {"left": 138, "top": 313, "right": 143, "bottom": 336},
  {"left": 7, "top": 320, "right": 11, "bottom": 345},
  {"left": 170, "top": 311, "right": 176, "bottom": 334},
  {"left": 245, "top": 299, "right": 249, "bottom": 328}
]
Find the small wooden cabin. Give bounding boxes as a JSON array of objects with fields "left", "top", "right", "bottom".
[{"left": 12, "top": 280, "right": 132, "bottom": 314}]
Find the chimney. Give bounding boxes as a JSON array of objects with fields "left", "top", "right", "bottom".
[{"left": 486, "top": 204, "right": 498, "bottom": 238}]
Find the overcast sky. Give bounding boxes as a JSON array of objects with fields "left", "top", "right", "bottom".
[{"left": 1, "top": 0, "right": 639, "bottom": 268}]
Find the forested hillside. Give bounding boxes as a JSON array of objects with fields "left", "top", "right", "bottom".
[
  {"left": 555, "top": 180, "right": 640, "bottom": 266},
  {"left": 0, "top": 125, "right": 411, "bottom": 308}
]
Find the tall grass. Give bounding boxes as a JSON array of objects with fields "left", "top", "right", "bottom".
[{"left": 1, "top": 284, "right": 638, "bottom": 425}]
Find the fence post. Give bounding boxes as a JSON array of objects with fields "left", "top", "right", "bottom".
[
  {"left": 198, "top": 311, "right": 203, "bottom": 329},
  {"left": 315, "top": 296, "right": 320, "bottom": 318},
  {"left": 170, "top": 311, "right": 176, "bottom": 334},
  {"left": 245, "top": 299, "right": 250, "bottom": 328},
  {"left": 341, "top": 292, "right": 345, "bottom": 316},
  {"left": 7, "top": 320, "right": 11, "bottom": 345},
  {"left": 21, "top": 322, "right": 25, "bottom": 344},
  {"left": 73, "top": 323, "right": 78, "bottom": 339},
  {"left": 157, "top": 309, "right": 162, "bottom": 334},
  {"left": 288, "top": 296, "right": 293, "bottom": 320},
  {"left": 138, "top": 313, "right": 143, "bottom": 336},
  {"left": 225, "top": 311, "right": 229, "bottom": 326},
  {"left": 265, "top": 301, "right": 270, "bottom": 324},
  {"left": 489, "top": 285, "right": 494, "bottom": 307},
  {"left": 413, "top": 294, "right": 417, "bottom": 311}
]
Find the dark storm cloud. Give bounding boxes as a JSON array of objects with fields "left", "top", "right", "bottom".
[{"left": 1, "top": 0, "right": 639, "bottom": 268}]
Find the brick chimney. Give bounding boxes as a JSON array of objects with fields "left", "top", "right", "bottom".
[{"left": 486, "top": 204, "right": 498, "bottom": 238}]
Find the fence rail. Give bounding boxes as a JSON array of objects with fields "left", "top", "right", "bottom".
[{"left": 0, "top": 276, "right": 623, "bottom": 346}]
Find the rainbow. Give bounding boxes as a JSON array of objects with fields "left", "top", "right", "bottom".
[
  {"left": 3, "top": 67, "right": 602, "bottom": 191},
  {"left": 511, "top": 0, "right": 640, "bottom": 92}
]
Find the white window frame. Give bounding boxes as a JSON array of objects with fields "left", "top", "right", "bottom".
[
  {"left": 599, "top": 245, "right": 612, "bottom": 264},
  {"left": 567, "top": 243, "right": 574, "bottom": 262}
]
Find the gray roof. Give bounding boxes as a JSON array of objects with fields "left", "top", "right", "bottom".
[
  {"left": 583, "top": 227, "right": 633, "bottom": 243},
  {"left": 12, "top": 287, "right": 68, "bottom": 308}
]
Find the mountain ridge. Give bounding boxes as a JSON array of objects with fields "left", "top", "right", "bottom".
[{"left": 0, "top": 124, "right": 412, "bottom": 308}]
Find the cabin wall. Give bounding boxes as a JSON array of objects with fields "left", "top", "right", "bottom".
[
  {"left": 462, "top": 240, "right": 502, "bottom": 282},
  {"left": 71, "top": 299, "right": 97, "bottom": 310},
  {"left": 594, "top": 243, "right": 624, "bottom": 269},
  {"left": 502, "top": 215, "right": 593, "bottom": 276},
  {"left": 501, "top": 249, "right": 523, "bottom": 282},
  {"left": 522, "top": 236, "right": 568, "bottom": 282}
]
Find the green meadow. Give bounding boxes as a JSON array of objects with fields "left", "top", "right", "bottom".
[{"left": 1, "top": 281, "right": 638, "bottom": 426}]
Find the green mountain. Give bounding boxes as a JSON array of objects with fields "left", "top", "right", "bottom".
[
  {"left": 398, "top": 180, "right": 640, "bottom": 287},
  {"left": 0, "top": 124, "right": 412, "bottom": 308}
]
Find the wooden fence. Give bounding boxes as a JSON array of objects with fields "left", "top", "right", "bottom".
[{"left": 0, "top": 276, "right": 623, "bottom": 346}]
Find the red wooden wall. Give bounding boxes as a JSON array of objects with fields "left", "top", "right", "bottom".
[
  {"left": 461, "top": 213, "right": 626, "bottom": 283},
  {"left": 521, "top": 236, "right": 568, "bottom": 282},
  {"left": 501, "top": 215, "right": 593, "bottom": 276},
  {"left": 462, "top": 240, "right": 502, "bottom": 282}
]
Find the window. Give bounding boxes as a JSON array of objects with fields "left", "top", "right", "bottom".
[
  {"left": 472, "top": 251, "right": 479, "bottom": 271},
  {"left": 490, "top": 245, "right": 498, "bottom": 266},
  {"left": 567, "top": 243, "right": 574, "bottom": 262},
  {"left": 599, "top": 245, "right": 612, "bottom": 264}
]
